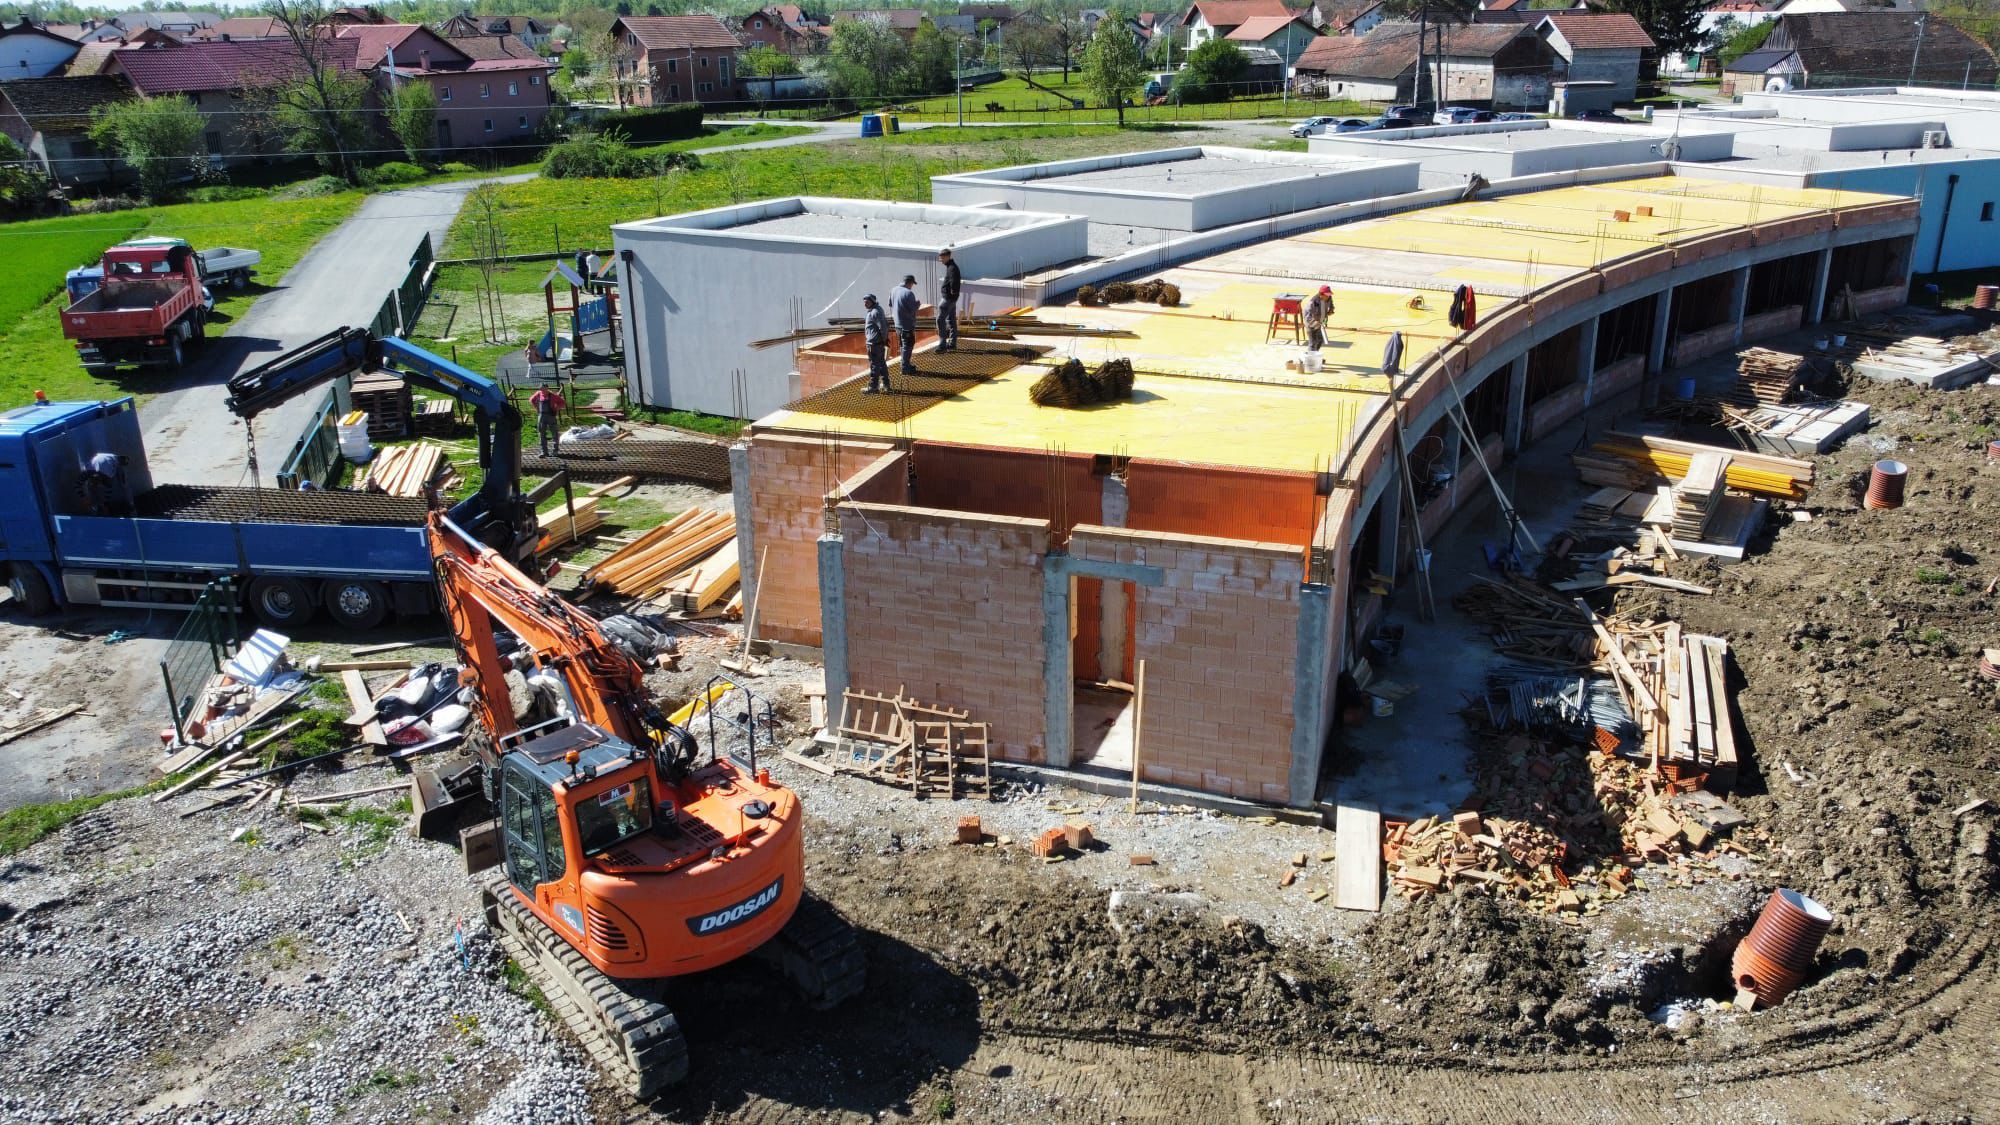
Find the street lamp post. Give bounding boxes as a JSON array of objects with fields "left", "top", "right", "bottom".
[{"left": 957, "top": 39, "right": 965, "bottom": 126}]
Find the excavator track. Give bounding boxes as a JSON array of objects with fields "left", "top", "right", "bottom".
[
  {"left": 478, "top": 870, "right": 689, "bottom": 1098},
  {"left": 763, "top": 893, "right": 868, "bottom": 1011}
]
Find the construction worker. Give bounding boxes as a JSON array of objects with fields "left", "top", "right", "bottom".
[
  {"left": 79, "top": 451, "right": 128, "bottom": 515},
  {"left": 936, "top": 248, "right": 961, "bottom": 353},
  {"left": 861, "top": 294, "right": 891, "bottom": 394},
  {"left": 584, "top": 250, "right": 601, "bottom": 279},
  {"left": 890, "top": 274, "right": 921, "bottom": 376},
  {"left": 1304, "top": 285, "right": 1333, "bottom": 351},
  {"left": 530, "top": 384, "right": 566, "bottom": 455}
]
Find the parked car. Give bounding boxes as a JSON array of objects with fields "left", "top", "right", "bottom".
[
  {"left": 1432, "top": 106, "right": 1494, "bottom": 125},
  {"left": 1329, "top": 118, "right": 1377, "bottom": 133},
  {"left": 1371, "top": 112, "right": 1430, "bottom": 131},
  {"left": 1573, "top": 108, "right": 1628, "bottom": 124},
  {"left": 1494, "top": 111, "right": 1538, "bottom": 121},
  {"left": 1290, "top": 115, "right": 1339, "bottom": 138}
]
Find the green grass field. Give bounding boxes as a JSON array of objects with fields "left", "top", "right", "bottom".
[
  {"left": 444, "top": 129, "right": 1213, "bottom": 260},
  {"left": 632, "top": 122, "right": 815, "bottom": 157},
  {"left": 889, "top": 73, "right": 1377, "bottom": 125},
  {"left": 0, "top": 192, "right": 366, "bottom": 407}
]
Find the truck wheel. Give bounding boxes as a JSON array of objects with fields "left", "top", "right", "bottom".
[
  {"left": 7, "top": 565, "right": 55, "bottom": 617},
  {"left": 248, "top": 576, "right": 314, "bottom": 628},
  {"left": 322, "top": 579, "right": 388, "bottom": 631},
  {"left": 230, "top": 269, "right": 248, "bottom": 291},
  {"left": 168, "top": 335, "right": 184, "bottom": 367}
]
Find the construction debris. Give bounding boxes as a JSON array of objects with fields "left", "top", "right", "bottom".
[
  {"left": 825, "top": 687, "right": 992, "bottom": 799},
  {"left": 580, "top": 509, "right": 734, "bottom": 598}
]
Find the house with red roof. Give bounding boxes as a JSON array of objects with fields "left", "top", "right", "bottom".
[
  {"left": 1182, "top": 0, "right": 1294, "bottom": 49},
  {"left": 1223, "top": 13, "right": 1320, "bottom": 68},
  {"left": 738, "top": 5, "right": 823, "bottom": 56},
  {"left": 1534, "top": 11, "right": 1655, "bottom": 100},
  {"left": 107, "top": 38, "right": 362, "bottom": 162},
  {"left": 611, "top": 15, "right": 744, "bottom": 107},
  {"left": 337, "top": 24, "right": 552, "bottom": 151}
]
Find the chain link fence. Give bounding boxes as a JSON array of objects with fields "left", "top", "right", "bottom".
[{"left": 159, "top": 578, "right": 240, "bottom": 746}]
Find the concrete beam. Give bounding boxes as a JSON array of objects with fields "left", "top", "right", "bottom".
[
  {"left": 1502, "top": 353, "right": 1529, "bottom": 454},
  {"left": 1577, "top": 314, "right": 1601, "bottom": 407},
  {"left": 1098, "top": 475, "right": 1130, "bottom": 683},
  {"left": 1727, "top": 264, "right": 1751, "bottom": 347},
  {"left": 729, "top": 443, "right": 758, "bottom": 624},
  {"left": 1041, "top": 561, "right": 1074, "bottom": 769},
  {"left": 1288, "top": 582, "right": 1334, "bottom": 809},
  {"left": 1647, "top": 288, "right": 1673, "bottom": 376},
  {"left": 1805, "top": 246, "right": 1833, "bottom": 326},
  {"left": 816, "top": 534, "right": 848, "bottom": 732}
]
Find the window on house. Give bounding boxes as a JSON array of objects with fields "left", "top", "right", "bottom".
[
  {"left": 440, "top": 85, "right": 452, "bottom": 101},
  {"left": 484, "top": 118, "right": 494, "bottom": 132},
  {"left": 530, "top": 74, "right": 541, "bottom": 86},
  {"left": 699, "top": 81, "right": 713, "bottom": 93},
  {"left": 628, "top": 32, "right": 637, "bottom": 45},
  {"left": 699, "top": 55, "right": 709, "bottom": 68},
  {"left": 666, "top": 58, "right": 677, "bottom": 73},
  {"left": 1984, "top": 202, "right": 1996, "bottom": 222},
  {"left": 479, "top": 82, "right": 490, "bottom": 98},
  {"left": 518, "top": 114, "right": 529, "bottom": 129},
  {"left": 669, "top": 83, "right": 680, "bottom": 98},
  {"left": 720, "top": 57, "right": 730, "bottom": 81},
  {"left": 205, "top": 131, "right": 221, "bottom": 151},
  {"left": 508, "top": 81, "right": 518, "bottom": 95},
  {"left": 752, "top": 16, "right": 764, "bottom": 26}
]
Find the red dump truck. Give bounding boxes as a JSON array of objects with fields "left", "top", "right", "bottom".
[{"left": 60, "top": 237, "right": 210, "bottom": 373}]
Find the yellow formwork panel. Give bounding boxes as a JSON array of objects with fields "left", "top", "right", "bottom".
[
  {"left": 761, "top": 361, "right": 1376, "bottom": 472},
  {"left": 1422, "top": 199, "right": 1726, "bottom": 244},
  {"left": 1315, "top": 217, "right": 1612, "bottom": 268}
]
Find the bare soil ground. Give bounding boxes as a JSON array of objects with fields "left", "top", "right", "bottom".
[{"left": 1, "top": 360, "right": 1998, "bottom": 1122}]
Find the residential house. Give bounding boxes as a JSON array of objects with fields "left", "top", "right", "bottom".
[
  {"left": 110, "top": 12, "right": 220, "bottom": 37},
  {"left": 1473, "top": 1, "right": 1597, "bottom": 23},
  {"left": 187, "top": 17, "right": 287, "bottom": 41},
  {"left": 0, "top": 73, "right": 131, "bottom": 184},
  {"left": 1308, "top": 1, "right": 1386, "bottom": 36},
  {"left": 339, "top": 24, "right": 553, "bottom": 150},
  {"left": 738, "top": 5, "right": 823, "bottom": 55},
  {"left": 448, "top": 32, "right": 546, "bottom": 62},
  {"left": 611, "top": 15, "right": 745, "bottom": 107},
  {"left": 107, "top": 37, "right": 361, "bottom": 163},
  {"left": 1, "top": 21, "right": 82, "bottom": 79},
  {"left": 1720, "top": 44, "right": 1802, "bottom": 93},
  {"left": 1293, "top": 21, "right": 1555, "bottom": 108},
  {"left": 1776, "top": 0, "right": 1919, "bottom": 12},
  {"left": 1181, "top": 0, "right": 1293, "bottom": 48},
  {"left": 1760, "top": 11, "right": 1996, "bottom": 88},
  {"left": 829, "top": 9, "right": 927, "bottom": 42},
  {"left": 1224, "top": 14, "right": 1321, "bottom": 69},
  {"left": 1535, "top": 11, "right": 1654, "bottom": 100},
  {"left": 439, "top": 13, "right": 552, "bottom": 52}
]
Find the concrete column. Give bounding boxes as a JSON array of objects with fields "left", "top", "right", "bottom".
[
  {"left": 728, "top": 443, "right": 758, "bottom": 625},
  {"left": 1287, "top": 582, "right": 1334, "bottom": 809},
  {"left": 1646, "top": 288, "right": 1673, "bottom": 375},
  {"left": 1577, "top": 315, "right": 1601, "bottom": 407},
  {"left": 1727, "top": 265, "right": 1752, "bottom": 347},
  {"left": 816, "top": 534, "right": 847, "bottom": 733},
  {"left": 1041, "top": 560, "right": 1074, "bottom": 769},
  {"left": 1502, "top": 353, "right": 1529, "bottom": 454},
  {"left": 1097, "top": 475, "right": 1129, "bottom": 683},
  {"left": 1805, "top": 247, "right": 1833, "bottom": 326}
]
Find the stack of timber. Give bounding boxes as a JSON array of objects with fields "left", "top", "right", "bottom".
[
  {"left": 1729, "top": 400, "right": 1870, "bottom": 457},
  {"left": 581, "top": 509, "right": 733, "bottom": 598},
  {"left": 1576, "top": 603, "right": 1740, "bottom": 795},
  {"left": 1735, "top": 347, "right": 1806, "bottom": 404},
  {"left": 1852, "top": 335, "right": 1999, "bottom": 388},
  {"left": 1573, "top": 432, "right": 1813, "bottom": 501},
  {"left": 1669, "top": 452, "right": 1728, "bottom": 541},
  {"left": 1451, "top": 575, "right": 1591, "bottom": 665},
  {"left": 535, "top": 497, "right": 603, "bottom": 553},
  {"left": 657, "top": 539, "right": 739, "bottom": 613},
  {"left": 364, "top": 442, "right": 451, "bottom": 498}
]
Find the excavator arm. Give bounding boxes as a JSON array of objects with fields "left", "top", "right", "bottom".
[
  {"left": 226, "top": 326, "right": 535, "bottom": 563},
  {"left": 429, "top": 513, "right": 689, "bottom": 771}
]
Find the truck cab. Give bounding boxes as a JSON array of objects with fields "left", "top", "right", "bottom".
[{"left": 60, "top": 238, "right": 208, "bottom": 372}]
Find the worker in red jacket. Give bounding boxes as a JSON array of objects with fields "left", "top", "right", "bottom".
[{"left": 530, "top": 385, "right": 566, "bottom": 456}]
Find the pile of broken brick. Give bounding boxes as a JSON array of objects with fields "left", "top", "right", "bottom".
[{"left": 1386, "top": 731, "right": 1759, "bottom": 920}]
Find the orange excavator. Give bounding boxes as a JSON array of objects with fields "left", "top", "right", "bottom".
[{"left": 427, "top": 512, "right": 862, "bottom": 1095}]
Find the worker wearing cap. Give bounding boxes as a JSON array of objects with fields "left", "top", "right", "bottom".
[
  {"left": 530, "top": 385, "right": 566, "bottom": 456},
  {"left": 936, "top": 248, "right": 962, "bottom": 353},
  {"left": 861, "top": 294, "right": 891, "bottom": 394},
  {"left": 1304, "top": 285, "right": 1334, "bottom": 352},
  {"left": 80, "top": 451, "right": 129, "bottom": 515},
  {"left": 890, "top": 274, "right": 921, "bottom": 376}
]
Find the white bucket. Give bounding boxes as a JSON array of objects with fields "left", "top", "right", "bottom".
[
  {"left": 1370, "top": 695, "right": 1394, "bottom": 718},
  {"left": 1832, "top": 334, "right": 1847, "bottom": 347},
  {"left": 1301, "top": 350, "right": 1324, "bottom": 372},
  {"left": 337, "top": 419, "right": 372, "bottom": 462},
  {"left": 1414, "top": 548, "right": 1433, "bottom": 572}
]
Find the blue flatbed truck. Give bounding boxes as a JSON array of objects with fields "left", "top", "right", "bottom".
[{"left": 1, "top": 328, "right": 534, "bottom": 630}]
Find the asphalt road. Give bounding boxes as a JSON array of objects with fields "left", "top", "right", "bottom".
[{"left": 136, "top": 174, "right": 535, "bottom": 484}]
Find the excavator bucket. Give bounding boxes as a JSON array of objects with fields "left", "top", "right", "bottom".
[{"left": 411, "top": 758, "right": 485, "bottom": 839}]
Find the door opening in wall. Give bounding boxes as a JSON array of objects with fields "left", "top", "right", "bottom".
[{"left": 1071, "top": 575, "right": 1138, "bottom": 771}]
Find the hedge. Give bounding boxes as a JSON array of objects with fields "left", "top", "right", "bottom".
[{"left": 599, "top": 104, "right": 705, "bottom": 144}]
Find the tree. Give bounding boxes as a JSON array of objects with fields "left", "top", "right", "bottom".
[
  {"left": 744, "top": 44, "right": 801, "bottom": 76},
  {"left": 906, "top": 22, "right": 958, "bottom": 95},
  {"left": 1004, "top": 10, "right": 1055, "bottom": 76},
  {"left": 90, "top": 94, "right": 207, "bottom": 202},
  {"left": 1043, "top": 3, "right": 1084, "bottom": 81},
  {"left": 1177, "top": 37, "right": 1247, "bottom": 103},
  {"left": 826, "top": 15, "right": 908, "bottom": 100},
  {"left": 387, "top": 79, "right": 438, "bottom": 164},
  {"left": 1597, "top": 0, "right": 1707, "bottom": 56},
  {"left": 1081, "top": 18, "right": 1145, "bottom": 125},
  {"left": 1710, "top": 17, "right": 1774, "bottom": 65},
  {"left": 262, "top": 0, "right": 371, "bottom": 182}
]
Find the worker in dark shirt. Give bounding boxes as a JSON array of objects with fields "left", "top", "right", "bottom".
[
  {"left": 890, "top": 275, "right": 921, "bottom": 376},
  {"left": 936, "top": 248, "right": 962, "bottom": 353},
  {"left": 862, "top": 294, "right": 891, "bottom": 394},
  {"left": 530, "top": 385, "right": 566, "bottom": 456}
]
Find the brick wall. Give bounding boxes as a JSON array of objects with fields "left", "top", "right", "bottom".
[
  {"left": 838, "top": 502, "right": 1051, "bottom": 762},
  {"left": 1070, "top": 525, "right": 1303, "bottom": 803},
  {"left": 910, "top": 444, "right": 1103, "bottom": 531},
  {"left": 744, "top": 432, "right": 895, "bottom": 646},
  {"left": 1124, "top": 461, "right": 1318, "bottom": 547},
  {"left": 1741, "top": 305, "right": 1802, "bottom": 344},
  {"left": 1669, "top": 321, "right": 1738, "bottom": 367},
  {"left": 1852, "top": 283, "right": 1906, "bottom": 317}
]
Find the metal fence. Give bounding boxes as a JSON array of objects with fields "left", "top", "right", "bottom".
[
  {"left": 159, "top": 577, "right": 240, "bottom": 746},
  {"left": 368, "top": 232, "right": 438, "bottom": 337},
  {"left": 275, "top": 387, "right": 343, "bottom": 490}
]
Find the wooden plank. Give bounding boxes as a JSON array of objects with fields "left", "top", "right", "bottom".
[
  {"left": 781, "top": 749, "right": 836, "bottom": 776},
  {"left": 1128, "top": 659, "right": 1147, "bottom": 815},
  {"left": 587, "top": 474, "right": 638, "bottom": 497},
  {"left": 1574, "top": 599, "right": 1663, "bottom": 720},
  {"left": 341, "top": 669, "right": 388, "bottom": 747},
  {"left": 1703, "top": 637, "right": 1739, "bottom": 789},
  {"left": 154, "top": 749, "right": 249, "bottom": 801},
  {"left": 1335, "top": 801, "right": 1383, "bottom": 912},
  {"left": 1686, "top": 635, "right": 1716, "bottom": 762},
  {"left": 316, "top": 659, "right": 413, "bottom": 673},
  {"left": 350, "top": 637, "right": 447, "bottom": 656},
  {"left": 0, "top": 702, "right": 83, "bottom": 747},
  {"left": 293, "top": 781, "right": 407, "bottom": 805}
]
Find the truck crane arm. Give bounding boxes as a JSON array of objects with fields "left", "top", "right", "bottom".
[{"left": 225, "top": 326, "right": 534, "bottom": 562}]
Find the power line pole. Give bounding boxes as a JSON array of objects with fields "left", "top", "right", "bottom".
[
  {"left": 1906, "top": 12, "right": 1926, "bottom": 87},
  {"left": 957, "top": 38, "right": 965, "bottom": 125}
]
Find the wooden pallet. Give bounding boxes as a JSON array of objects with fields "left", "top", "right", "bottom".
[
  {"left": 350, "top": 371, "right": 413, "bottom": 441},
  {"left": 829, "top": 688, "right": 990, "bottom": 799}
]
